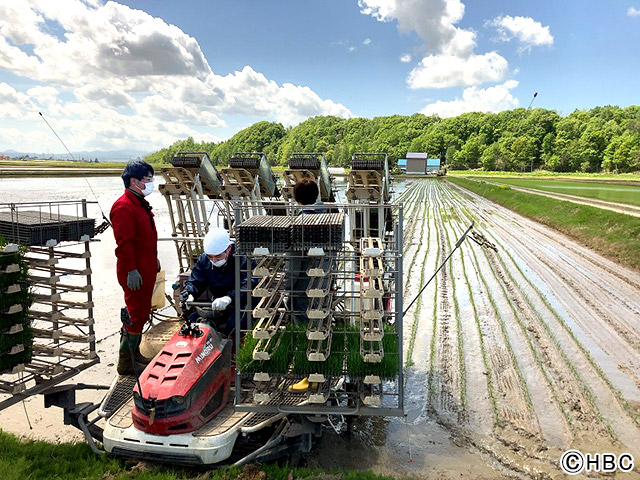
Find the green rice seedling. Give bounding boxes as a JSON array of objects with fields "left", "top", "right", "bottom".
[
  {"left": 289, "top": 326, "right": 346, "bottom": 376},
  {"left": 236, "top": 334, "right": 259, "bottom": 373},
  {"left": 237, "top": 326, "right": 297, "bottom": 374},
  {"left": 0, "top": 240, "right": 33, "bottom": 372},
  {"left": 345, "top": 324, "right": 399, "bottom": 379}
]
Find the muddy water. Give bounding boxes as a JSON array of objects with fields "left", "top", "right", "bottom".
[
  {"left": 2, "top": 176, "right": 640, "bottom": 478},
  {"left": 308, "top": 178, "right": 640, "bottom": 479}
]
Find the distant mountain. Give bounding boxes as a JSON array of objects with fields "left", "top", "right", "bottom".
[{"left": 0, "top": 149, "right": 150, "bottom": 161}]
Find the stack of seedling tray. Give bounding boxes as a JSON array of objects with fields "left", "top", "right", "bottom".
[
  {"left": 0, "top": 242, "right": 33, "bottom": 373},
  {"left": 0, "top": 212, "right": 63, "bottom": 246},
  {"left": 170, "top": 151, "right": 223, "bottom": 195},
  {"left": 351, "top": 158, "right": 384, "bottom": 171},
  {"left": 288, "top": 155, "right": 321, "bottom": 170},
  {"left": 63, "top": 214, "right": 95, "bottom": 241},
  {"left": 228, "top": 152, "right": 279, "bottom": 197},
  {"left": 0, "top": 211, "right": 95, "bottom": 246},
  {"left": 291, "top": 213, "right": 344, "bottom": 251},
  {"left": 238, "top": 213, "right": 345, "bottom": 254},
  {"left": 237, "top": 215, "right": 292, "bottom": 254}
]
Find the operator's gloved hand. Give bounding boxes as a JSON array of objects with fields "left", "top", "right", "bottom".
[
  {"left": 127, "top": 269, "right": 143, "bottom": 290},
  {"left": 179, "top": 289, "right": 193, "bottom": 303},
  {"left": 157, "top": 258, "right": 161, "bottom": 272},
  {"left": 211, "top": 296, "right": 232, "bottom": 311}
]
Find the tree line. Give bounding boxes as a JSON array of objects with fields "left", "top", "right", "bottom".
[{"left": 145, "top": 105, "right": 640, "bottom": 173}]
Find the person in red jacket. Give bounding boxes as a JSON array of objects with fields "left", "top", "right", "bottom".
[{"left": 110, "top": 160, "right": 159, "bottom": 375}]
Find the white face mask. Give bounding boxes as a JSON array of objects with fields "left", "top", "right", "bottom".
[
  {"left": 141, "top": 180, "right": 154, "bottom": 196},
  {"left": 212, "top": 257, "right": 227, "bottom": 268}
]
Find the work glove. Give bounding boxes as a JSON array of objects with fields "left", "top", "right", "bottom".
[
  {"left": 211, "top": 296, "right": 232, "bottom": 311},
  {"left": 179, "top": 289, "right": 193, "bottom": 303},
  {"left": 127, "top": 269, "right": 143, "bottom": 290},
  {"left": 157, "top": 258, "right": 161, "bottom": 272}
]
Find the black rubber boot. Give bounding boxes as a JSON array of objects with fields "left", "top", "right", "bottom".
[
  {"left": 117, "top": 332, "right": 146, "bottom": 376},
  {"left": 132, "top": 334, "right": 152, "bottom": 366}
]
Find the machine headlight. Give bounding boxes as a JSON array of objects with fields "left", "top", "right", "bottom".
[{"left": 171, "top": 395, "right": 184, "bottom": 404}]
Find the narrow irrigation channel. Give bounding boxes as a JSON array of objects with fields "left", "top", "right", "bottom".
[{"left": 309, "top": 178, "right": 640, "bottom": 479}]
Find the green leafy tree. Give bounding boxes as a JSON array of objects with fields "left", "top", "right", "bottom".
[{"left": 144, "top": 104, "right": 640, "bottom": 173}]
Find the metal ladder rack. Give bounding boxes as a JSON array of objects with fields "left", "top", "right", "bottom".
[
  {"left": 234, "top": 202, "right": 405, "bottom": 417},
  {"left": 0, "top": 200, "right": 99, "bottom": 411}
]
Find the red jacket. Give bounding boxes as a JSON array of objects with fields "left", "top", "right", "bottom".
[{"left": 110, "top": 189, "right": 158, "bottom": 285}]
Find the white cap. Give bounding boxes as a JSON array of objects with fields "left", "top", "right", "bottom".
[{"left": 203, "top": 227, "right": 231, "bottom": 255}]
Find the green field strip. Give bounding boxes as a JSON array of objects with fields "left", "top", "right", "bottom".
[
  {"left": 447, "top": 177, "right": 640, "bottom": 272},
  {"left": 475, "top": 177, "right": 640, "bottom": 207}
]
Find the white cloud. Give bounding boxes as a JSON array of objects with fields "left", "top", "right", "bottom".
[
  {"left": 359, "top": 0, "right": 467, "bottom": 54},
  {"left": 0, "top": 82, "right": 38, "bottom": 118},
  {"left": 74, "top": 85, "right": 134, "bottom": 109},
  {"left": 400, "top": 53, "right": 412, "bottom": 63},
  {"left": 489, "top": 15, "right": 553, "bottom": 52},
  {"left": 0, "top": 0, "right": 352, "bottom": 151},
  {"left": 216, "top": 66, "right": 352, "bottom": 126},
  {"left": 363, "top": 38, "right": 371, "bottom": 45},
  {"left": 421, "top": 80, "right": 519, "bottom": 117},
  {"left": 360, "top": 0, "right": 510, "bottom": 89},
  {"left": 348, "top": 46, "right": 356, "bottom": 52},
  {"left": 407, "top": 52, "right": 508, "bottom": 89},
  {"left": 628, "top": 6, "right": 640, "bottom": 17}
]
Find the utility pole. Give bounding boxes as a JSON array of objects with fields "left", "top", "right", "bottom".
[{"left": 528, "top": 92, "right": 538, "bottom": 172}]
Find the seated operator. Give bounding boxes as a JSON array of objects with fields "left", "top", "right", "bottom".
[
  {"left": 179, "top": 227, "right": 252, "bottom": 336},
  {"left": 285, "top": 178, "right": 327, "bottom": 326},
  {"left": 285, "top": 178, "right": 331, "bottom": 392}
]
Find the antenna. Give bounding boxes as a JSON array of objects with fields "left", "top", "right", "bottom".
[
  {"left": 38, "top": 111, "right": 112, "bottom": 231},
  {"left": 39, "top": 112, "right": 76, "bottom": 161}
]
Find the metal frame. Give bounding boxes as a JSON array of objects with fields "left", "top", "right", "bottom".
[
  {"left": 233, "top": 202, "right": 404, "bottom": 417},
  {"left": 0, "top": 200, "right": 99, "bottom": 411}
]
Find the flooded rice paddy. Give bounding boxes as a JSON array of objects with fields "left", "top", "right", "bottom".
[
  {"left": 311, "top": 179, "right": 640, "bottom": 479},
  {"left": 1, "top": 176, "right": 639, "bottom": 478}
]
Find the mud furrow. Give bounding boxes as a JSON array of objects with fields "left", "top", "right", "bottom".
[
  {"left": 442, "top": 191, "right": 572, "bottom": 449},
  {"left": 405, "top": 185, "right": 441, "bottom": 370},
  {"left": 477, "top": 206, "right": 640, "bottom": 397},
  {"left": 461, "top": 184, "right": 640, "bottom": 336},
  {"left": 445, "top": 181, "right": 640, "bottom": 454},
  {"left": 487, "top": 248, "right": 613, "bottom": 439},
  {"left": 430, "top": 195, "right": 461, "bottom": 418},
  {"left": 377, "top": 179, "right": 640, "bottom": 478},
  {"left": 447, "top": 182, "right": 640, "bottom": 391},
  {"left": 460, "top": 243, "right": 540, "bottom": 435},
  {"left": 443, "top": 187, "right": 610, "bottom": 437}
]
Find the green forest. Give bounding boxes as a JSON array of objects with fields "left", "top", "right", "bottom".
[{"left": 145, "top": 105, "right": 640, "bottom": 173}]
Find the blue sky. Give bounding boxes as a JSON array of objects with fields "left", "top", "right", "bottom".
[{"left": 0, "top": 0, "right": 639, "bottom": 153}]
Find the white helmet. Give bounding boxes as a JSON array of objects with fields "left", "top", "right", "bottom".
[{"left": 203, "top": 227, "right": 231, "bottom": 255}]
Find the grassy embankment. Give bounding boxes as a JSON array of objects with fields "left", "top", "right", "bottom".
[
  {"left": 465, "top": 177, "right": 640, "bottom": 207},
  {"left": 0, "top": 430, "right": 394, "bottom": 480},
  {"left": 447, "top": 170, "right": 640, "bottom": 182},
  {"left": 447, "top": 177, "right": 640, "bottom": 272}
]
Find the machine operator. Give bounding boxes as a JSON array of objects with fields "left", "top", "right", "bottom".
[{"left": 179, "top": 227, "right": 252, "bottom": 336}]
